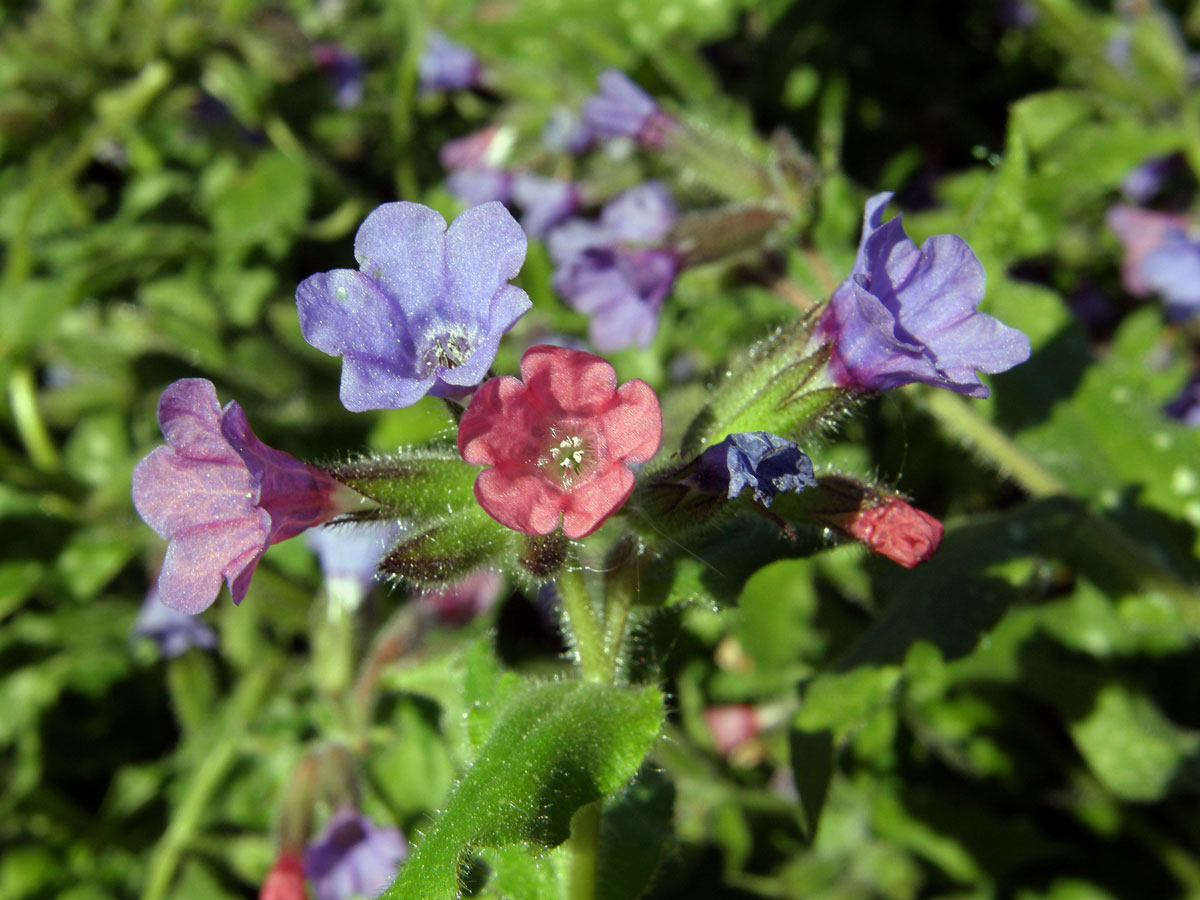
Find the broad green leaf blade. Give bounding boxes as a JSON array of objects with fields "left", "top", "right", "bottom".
[{"left": 383, "top": 680, "right": 664, "bottom": 900}]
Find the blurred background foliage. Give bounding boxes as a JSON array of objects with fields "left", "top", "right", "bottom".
[{"left": 4, "top": 0, "right": 1200, "bottom": 898}]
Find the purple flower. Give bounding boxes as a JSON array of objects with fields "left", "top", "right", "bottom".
[
  {"left": 418, "top": 31, "right": 481, "bottom": 93},
  {"left": 1142, "top": 234, "right": 1200, "bottom": 317},
  {"left": 312, "top": 43, "right": 365, "bottom": 109},
  {"left": 416, "top": 569, "right": 503, "bottom": 626},
  {"left": 131, "top": 587, "right": 217, "bottom": 658},
  {"left": 305, "top": 807, "right": 407, "bottom": 900},
  {"left": 439, "top": 126, "right": 503, "bottom": 172},
  {"left": 542, "top": 107, "right": 595, "bottom": 155},
  {"left": 305, "top": 521, "right": 401, "bottom": 603},
  {"left": 511, "top": 172, "right": 581, "bottom": 237},
  {"left": 1108, "top": 204, "right": 1193, "bottom": 297},
  {"left": 132, "top": 379, "right": 343, "bottom": 613},
  {"left": 1165, "top": 375, "right": 1200, "bottom": 426},
  {"left": 1121, "top": 155, "right": 1179, "bottom": 204},
  {"left": 583, "top": 69, "right": 675, "bottom": 147},
  {"left": 296, "top": 201, "right": 531, "bottom": 411},
  {"left": 548, "top": 182, "right": 678, "bottom": 351},
  {"left": 816, "top": 192, "right": 1031, "bottom": 398},
  {"left": 446, "top": 167, "right": 514, "bottom": 206},
  {"left": 690, "top": 432, "right": 817, "bottom": 507}
]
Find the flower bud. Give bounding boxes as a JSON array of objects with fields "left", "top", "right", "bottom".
[
  {"left": 260, "top": 853, "right": 307, "bottom": 900},
  {"left": 827, "top": 498, "right": 943, "bottom": 569}
]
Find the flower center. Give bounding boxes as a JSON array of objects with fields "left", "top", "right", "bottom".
[
  {"left": 537, "top": 426, "right": 595, "bottom": 488},
  {"left": 420, "top": 332, "right": 473, "bottom": 376}
]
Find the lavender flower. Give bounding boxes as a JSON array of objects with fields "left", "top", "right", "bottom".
[
  {"left": 548, "top": 182, "right": 678, "bottom": 351},
  {"left": 1141, "top": 234, "right": 1200, "bottom": 317},
  {"left": 511, "top": 172, "right": 581, "bottom": 237},
  {"left": 446, "top": 168, "right": 514, "bottom": 206},
  {"left": 296, "top": 201, "right": 531, "bottom": 411},
  {"left": 1107, "top": 204, "right": 1193, "bottom": 297},
  {"left": 132, "top": 379, "right": 342, "bottom": 613},
  {"left": 816, "top": 192, "right": 1031, "bottom": 398},
  {"left": 312, "top": 43, "right": 365, "bottom": 109},
  {"left": 131, "top": 588, "right": 217, "bottom": 658},
  {"left": 418, "top": 31, "right": 481, "bottom": 93},
  {"left": 542, "top": 106, "right": 595, "bottom": 155},
  {"left": 1121, "top": 155, "right": 1179, "bottom": 204},
  {"left": 305, "top": 808, "right": 407, "bottom": 900},
  {"left": 305, "top": 521, "right": 401, "bottom": 606},
  {"left": 583, "top": 69, "right": 675, "bottom": 147},
  {"left": 691, "top": 432, "right": 817, "bottom": 507}
]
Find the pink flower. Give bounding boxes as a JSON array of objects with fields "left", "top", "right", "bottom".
[
  {"left": 457, "top": 345, "right": 662, "bottom": 539},
  {"left": 828, "top": 498, "right": 944, "bottom": 568},
  {"left": 260, "top": 853, "right": 308, "bottom": 900},
  {"left": 1107, "top": 205, "right": 1191, "bottom": 296},
  {"left": 132, "top": 379, "right": 343, "bottom": 613},
  {"left": 704, "top": 704, "right": 761, "bottom": 757}
]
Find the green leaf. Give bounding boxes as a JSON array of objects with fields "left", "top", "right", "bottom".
[
  {"left": 383, "top": 680, "right": 664, "bottom": 900},
  {"left": 596, "top": 767, "right": 675, "bottom": 900}
]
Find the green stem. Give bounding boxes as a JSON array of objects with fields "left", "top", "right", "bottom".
[
  {"left": 7, "top": 366, "right": 60, "bottom": 473},
  {"left": 917, "top": 389, "right": 1067, "bottom": 497},
  {"left": 565, "top": 800, "right": 603, "bottom": 900},
  {"left": 557, "top": 564, "right": 608, "bottom": 683}
]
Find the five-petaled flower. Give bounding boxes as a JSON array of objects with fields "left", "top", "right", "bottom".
[
  {"left": 816, "top": 192, "right": 1030, "bottom": 398},
  {"left": 131, "top": 379, "right": 342, "bottom": 614},
  {"left": 296, "top": 201, "right": 531, "bottom": 411},
  {"left": 458, "top": 345, "right": 662, "bottom": 539},
  {"left": 304, "top": 807, "right": 407, "bottom": 900}
]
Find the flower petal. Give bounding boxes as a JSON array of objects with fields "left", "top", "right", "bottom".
[
  {"left": 132, "top": 447, "right": 259, "bottom": 539},
  {"left": 296, "top": 269, "right": 418, "bottom": 369},
  {"left": 598, "top": 379, "right": 661, "bottom": 463},
  {"left": 457, "top": 375, "right": 540, "bottom": 467},
  {"left": 520, "top": 344, "right": 618, "bottom": 417},
  {"left": 561, "top": 464, "right": 635, "bottom": 539},
  {"left": 158, "top": 516, "right": 268, "bottom": 613},
  {"left": 353, "top": 202, "right": 449, "bottom": 314},
  {"left": 157, "top": 379, "right": 239, "bottom": 464},
  {"left": 445, "top": 201, "right": 528, "bottom": 324},
  {"left": 474, "top": 467, "right": 563, "bottom": 535}
]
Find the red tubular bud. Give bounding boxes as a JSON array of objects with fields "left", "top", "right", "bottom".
[
  {"left": 260, "top": 853, "right": 307, "bottom": 900},
  {"left": 834, "top": 498, "right": 944, "bottom": 568},
  {"left": 704, "top": 704, "right": 761, "bottom": 756}
]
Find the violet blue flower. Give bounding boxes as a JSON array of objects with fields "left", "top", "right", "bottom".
[
  {"left": 691, "top": 432, "right": 817, "bottom": 507},
  {"left": 1121, "top": 154, "right": 1179, "bottom": 204},
  {"left": 1165, "top": 375, "right": 1200, "bottom": 426},
  {"left": 416, "top": 569, "right": 503, "bottom": 626},
  {"left": 511, "top": 172, "right": 582, "bottom": 237},
  {"left": 816, "top": 192, "right": 1031, "bottom": 398},
  {"left": 548, "top": 182, "right": 678, "bottom": 351},
  {"left": 312, "top": 43, "right": 365, "bottom": 109},
  {"left": 305, "top": 521, "right": 401, "bottom": 605},
  {"left": 305, "top": 807, "right": 407, "bottom": 900},
  {"left": 418, "top": 31, "right": 481, "bottom": 93},
  {"left": 132, "top": 587, "right": 217, "bottom": 658},
  {"left": 542, "top": 106, "right": 595, "bottom": 155},
  {"left": 446, "top": 167, "right": 514, "bottom": 207},
  {"left": 132, "top": 379, "right": 343, "bottom": 613},
  {"left": 1107, "top": 204, "right": 1193, "bottom": 297},
  {"left": 296, "top": 201, "right": 531, "bottom": 411},
  {"left": 583, "top": 69, "right": 675, "bottom": 147},
  {"left": 1142, "top": 234, "right": 1200, "bottom": 317}
]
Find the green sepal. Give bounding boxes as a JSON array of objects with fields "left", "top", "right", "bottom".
[
  {"left": 381, "top": 510, "right": 519, "bottom": 587},
  {"left": 328, "top": 449, "right": 479, "bottom": 522},
  {"left": 679, "top": 321, "right": 848, "bottom": 460}
]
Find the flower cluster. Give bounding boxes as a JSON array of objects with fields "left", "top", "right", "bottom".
[{"left": 1108, "top": 204, "right": 1200, "bottom": 317}]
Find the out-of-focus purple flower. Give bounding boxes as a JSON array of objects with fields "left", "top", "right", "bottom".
[
  {"left": 583, "top": 69, "right": 675, "bottom": 147},
  {"left": 542, "top": 107, "right": 595, "bottom": 155},
  {"left": 1106, "top": 27, "right": 1132, "bottom": 71},
  {"left": 446, "top": 167, "right": 514, "bottom": 207},
  {"left": 1121, "top": 154, "right": 1180, "bottom": 204},
  {"left": 1143, "top": 234, "right": 1200, "bottom": 316},
  {"left": 305, "top": 521, "right": 401, "bottom": 605},
  {"left": 1107, "top": 204, "right": 1192, "bottom": 297},
  {"left": 1165, "top": 375, "right": 1200, "bottom": 426},
  {"left": 439, "top": 126, "right": 503, "bottom": 172},
  {"left": 132, "top": 587, "right": 217, "bottom": 658},
  {"left": 416, "top": 569, "right": 503, "bottom": 626},
  {"left": 418, "top": 31, "right": 481, "bottom": 93},
  {"left": 816, "top": 192, "right": 1031, "bottom": 398},
  {"left": 132, "top": 379, "right": 343, "bottom": 613},
  {"left": 305, "top": 808, "right": 407, "bottom": 900},
  {"left": 690, "top": 432, "right": 817, "bottom": 507},
  {"left": 312, "top": 42, "right": 365, "bottom": 109},
  {"left": 548, "top": 182, "right": 678, "bottom": 351},
  {"left": 296, "top": 201, "right": 531, "bottom": 411},
  {"left": 511, "top": 172, "right": 582, "bottom": 237},
  {"left": 997, "top": 0, "right": 1039, "bottom": 28}
]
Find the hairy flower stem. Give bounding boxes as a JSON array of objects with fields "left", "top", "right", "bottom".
[{"left": 557, "top": 564, "right": 609, "bottom": 683}]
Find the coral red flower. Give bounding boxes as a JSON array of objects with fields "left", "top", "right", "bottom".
[
  {"left": 829, "top": 498, "right": 944, "bottom": 568},
  {"left": 458, "top": 345, "right": 662, "bottom": 539},
  {"left": 260, "top": 852, "right": 308, "bottom": 900}
]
